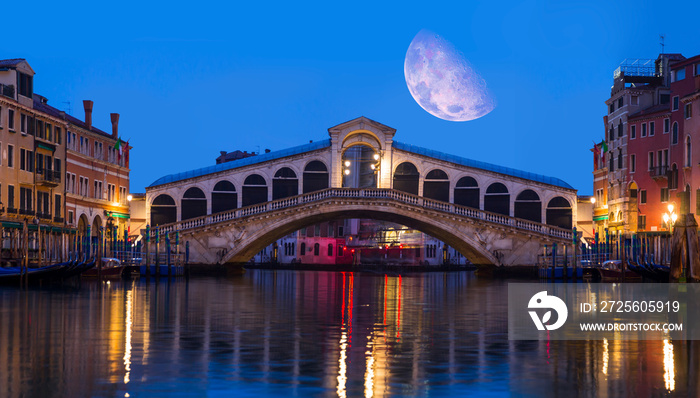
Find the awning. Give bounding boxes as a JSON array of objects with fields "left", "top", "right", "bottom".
[
  {"left": 108, "top": 212, "right": 130, "bottom": 219},
  {"left": 1, "top": 221, "right": 23, "bottom": 229},
  {"left": 593, "top": 215, "right": 609, "bottom": 221}
]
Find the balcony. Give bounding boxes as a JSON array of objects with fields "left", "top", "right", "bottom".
[
  {"left": 649, "top": 166, "right": 669, "bottom": 180},
  {"left": 36, "top": 168, "right": 61, "bottom": 187},
  {"left": 53, "top": 217, "right": 64, "bottom": 223},
  {"left": 6, "top": 207, "right": 17, "bottom": 215},
  {"left": 18, "top": 209, "right": 34, "bottom": 216},
  {"left": 0, "top": 83, "right": 14, "bottom": 99},
  {"left": 37, "top": 212, "right": 52, "bottom": 220}
]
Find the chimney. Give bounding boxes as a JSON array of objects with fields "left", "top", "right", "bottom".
[
  {"left": 110, "top": 113, "right": 120, "bottom": 138},
  {"left": 83, "top": 100, "right": 93, "bottom": 130}
]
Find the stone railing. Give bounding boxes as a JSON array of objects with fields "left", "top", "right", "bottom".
[{"left": 156, "top": 188, "right": 573, "bottom": 240}]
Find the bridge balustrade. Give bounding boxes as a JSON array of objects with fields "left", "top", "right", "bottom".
[{"left": 154, "top": 188, "right": 573, "bottom": 241}]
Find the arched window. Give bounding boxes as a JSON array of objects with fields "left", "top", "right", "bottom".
[
  {"left": 342, "top": 145, "right": 378, "bottom": 188},
  {"left": 423, "top": 169, "right": 449, "bottom": 202},
  {"left": 212, "top": 181, "right": 237, "bottom": 213},
  {"left": 514, "top": 189, "right": 542, "bottom": 223},
  {"left": 300, "top": 242, "right": 306, "bottom": 256},
  {"left": 314, "top": 243, "right": 320, "bottom": 256},
  {"left": 181, "top": 188, "right": 207, "bottom": 220},
  {"left": 546, "top": 196, "right": 572, "bottom": 229},
  {"left": 686, "top": 136, "right": 692, "bottom": 167},
  {"left": 242, "top": 174, "right": 268, "bottom": 206},
  {"left": 150, "top": 194, "right": 177, "bottom": 226},
  {"left": 393, "top": 162, "right": 419, "bottom": 195},
  {"left": 454, "top": 176, "right": 479, "bottom": 209},
  {"left": 672, "top": 122, "right": 679, "bottom": 145},
  {"left": 328, "top": 244, "right": 333, "bottom": 256},
  {"left": 484, "top": 183, "right": 510, "bottom": 216},
  {"left": 273, "top": 167, "right": 298, "bottom": 200},
  {"left": 303, "top": 161, "right": 329, "bottom": 193}
]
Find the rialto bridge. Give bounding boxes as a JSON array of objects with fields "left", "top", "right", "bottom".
[{"left": 145, "top": 117, "right": 577, "bottom": 267}]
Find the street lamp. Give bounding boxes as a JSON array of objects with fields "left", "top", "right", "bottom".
[{"left": 662, "top": 203, "right": 678, "bottom": 232}]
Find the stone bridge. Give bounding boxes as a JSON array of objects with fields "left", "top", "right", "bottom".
[{"left": 156, "top": 188, "right": 573, "bottom": 266}]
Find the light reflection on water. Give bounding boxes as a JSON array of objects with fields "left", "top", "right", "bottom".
[{"left": 0, "top": 271, "right": 693, "bottom": 397}]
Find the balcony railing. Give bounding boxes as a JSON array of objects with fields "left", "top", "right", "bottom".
[
  {"left": 0, "top": 83, "right": 14, "bottom": 99},
  {"left": 649, "top": 166, "right": 669, "bottom": 179},
  {"left": 53, "top": 217, "right": 64, "bottom": 223},
  {"left": 18, "top": 209, "right": 34, "bottom": 216},
  {"left": 37, "top": 212, "right": 52, "bottom": 220},
  {"left": 6, "top": 207, "right": 17, "bottom": 214},
  {"left": 36, "top": 168, "right": 61, "bottom": 186}
]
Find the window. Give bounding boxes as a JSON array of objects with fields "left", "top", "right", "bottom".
[
  {"left": 649, "top": 121, "right": 655, "bottom": 136},
  {"left": 18, "top": 73, "right": 32, "bottom": 97},
  {"left": 19, "top": 148, "right": 25, "bottom": 171},
  {"left": 328, "top": 244, "right": 333, "bottom": 256},
  {"left": 8, "top": 185, "right": 14, "bottom": 210},
  {"left": 609, "top": 152, "right": 614, "bottom": 171},
  {"left": 664, "top": 118, "right": 670, "bottom": 133},
  {"left": 673, "top": 96, "right": 679, "bottom": 111},
  {"left": 19, "top": 187, "right": 32, "bottom": 211},
  {"left": 45, "top": 123, "right": 52, "bottom": 141},
  {"left": 7, "top": 145, "right": 13, "bottom": 168},
  {"left": 641, "top": 123, "right": 647, "bottom": 137},
  {"left": 20, "top": 114, "right": 26, "bottom": 134},
  {"left": 107, "top": 183, "right": 116, "bottom": 202},
  {"left": 630, "top": 125, "right": 636, "bottom": 139},
  {"left": 685, "top": 103, "right": 692, "bottom": 119},
  {"left": 313, "top": 243, "right": 320, "bottom": 256},
  {"left": 631, "top": 95, "right": 638, "bottom": 105},
  {"left": 54, "top": 158, "right": 60, "bottom": 177},
  {"left": 630, "top": 154, "right": 636, "bottom": 173},
  {"left": 640, "top": 190, "right": 647, "bottom": 204},
  {"left": 54, "top": 194, "right": 61, "bottom": 219},
  {"left": 686, "top": 136, "right": 692, "bottom": 167},
  {"left": 7, "top": 109, "right": 14, "bottom": 131},
  {"left": 0, "top": 105, "right": 2, "bottom": 127},
  {"left": 676, "top": 68, "right": 686, "bottom": 81},
  {"left": 119, "top": 186, "right": 127, "bottom": 204},
  {"left": 617, "top": 149, "right": 623, "bottom": 169},
  {"left": 638, "top": 215, "right": 646, "bottom": 230},
  {"left": 68, "top": 210, "right": 74, "bottom": 225},
  {"left": 648, "top": 152, "right": 654, "bottom": 170},
  {"left": 609, "top": 103, "right": 614, "bottom": 114},
  {"left": 609, "top": 126, "right": 614, "bottom": 141},
  {"left": 661, "top": 188, "right": 669, "bottom": 202},
  {"left": 672, "top": 122, "right": 679, "bottom": 145},
  {"left": 55, "top": 127, "right": 61, "bottom": 144},
  {"left": 338, "top": 226, "right": 344, "bottom": 237},
  {"left": 618, "top": 97, "right": 623, "bottom": 108},
  {"left": 617, "top": 122, "right": 623, "bottom": 138},
  {"left": 36, "top": 119, "right": 43, "bottom": 139},
  {"left": 337, "top": 245, "right": 344, "bottom": 257},
  {"left": 696, "top": 64, "right": 700, "bottom": 76}
]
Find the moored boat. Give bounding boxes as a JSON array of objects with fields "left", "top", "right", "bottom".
[
  {"left": 82, "top": 258, "right": 125, "bottom": 278},
  {"left": 595, "top": 260, "right": 641, "bottom": 281}
]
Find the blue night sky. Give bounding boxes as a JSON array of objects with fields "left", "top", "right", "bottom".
[{"left": 5, "top": 0, "right": 700, "bottom": 194}]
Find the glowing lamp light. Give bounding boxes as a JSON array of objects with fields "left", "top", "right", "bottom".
[
  {"left": 344, "top": 160, "right": 351, "bottom": 167},
  {"left": 672, "top": 213, "right": 678, "bottom": 223},
  {"left": 373, "top": 153, "right": 380, "bottom": 161},
  {"left": 344, "top": 169, "right": 351, "bottom": 175},
  {"left": 127, "top": 194, "right": 133, "bottom": 202},
  {"left": 668, "top": 204, "right": 674, "bottom": 213},
  {"left": 590, "top": 197, "right": 596, "bottom": 204},
  {"left": 113, "top": 202, "right": 120, "bottom": 207},
  {"left": 663, "top": 214, "right": 670, "bottom": 224},
  {"left": 370, "top": 164, "right": 376, "bottom": 170}
]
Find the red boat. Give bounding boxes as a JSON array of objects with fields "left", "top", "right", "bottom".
[
  {"left": 82, "top": 258, "right": 125, "bottom": 278},
  {"left": 595, "top": 260, "right": 641, "bottom": 281}
]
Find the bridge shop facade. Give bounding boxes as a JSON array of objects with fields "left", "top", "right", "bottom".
[{"left": 145, "top": 117, "right": 577, "bottom": 267}]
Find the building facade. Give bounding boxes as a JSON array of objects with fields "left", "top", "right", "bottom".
[
  {"left": 0, "top": 58, "right": 131, "bottom": 264},
  {"left": 594, "top": 53, "right": 700, "bottom": 236}
]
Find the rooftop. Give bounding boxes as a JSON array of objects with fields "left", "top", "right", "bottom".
[
  {"left": 149, "top": 139, "right": 574, "bottom": 190},
  {"left": 0, "top": 58, "right": 26, "bottom": 68},
  {"left": 32, "top": 96, "right": 113, "bottom": 138}
]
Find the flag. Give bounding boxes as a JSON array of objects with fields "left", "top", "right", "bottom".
[
  {"left": 599, "top": 140, "right": 608, "bottom": 158},
  {"left": 124, "top": 139, "right": 130, "bottom": 165},
  {"left": 114, "top": 138, "right": 123, "bottom": 160}
]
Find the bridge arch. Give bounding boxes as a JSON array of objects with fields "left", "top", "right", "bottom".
[
  {"left": 454, "top": 176, "right": 480, "bottom": 209},
  {"left": 423, "top": 169, "right": 450, "bottom": 202},
  {"left": 514, "top": 189, "right": 542, "bottom": 223},
  {"left": 341, "top": 130, "right": 382, "bottom": 152},
  {"left": 212, "top": 180, "right": 237, "bottom": 213},
  {"left": 303, "top": 160, "right": 329, "bottom": 193},
  {"left": 151, "top": 194, "right": 177, "bottom": 226},
  {"left": 272, "top": 167, "right": 299, "bottom": 200},
  {"left": 546, "top": 196, "right": 572, "bottom": 229},
  {"left": 217, "top": 202, "right": 501, "bottom": 266},
  {"left": 484, "top": 182, "right": 510, "bottom": 216},
  {"left": 181, "top": 187, "right": 207, "bottom": 221},
  {"left": 393, "top": 161, "right": 420, "bottom": 195},
  {"left": 242, "top": 174, "right": 268, "bottom": 207}
]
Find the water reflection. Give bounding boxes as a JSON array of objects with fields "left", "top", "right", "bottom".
[{"left": 0, "top": 272, "right": 696, "bottom": 396}]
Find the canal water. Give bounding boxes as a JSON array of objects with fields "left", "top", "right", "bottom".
[{"left": 0, "top": 271, "right": 691, "bottom": 397}]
